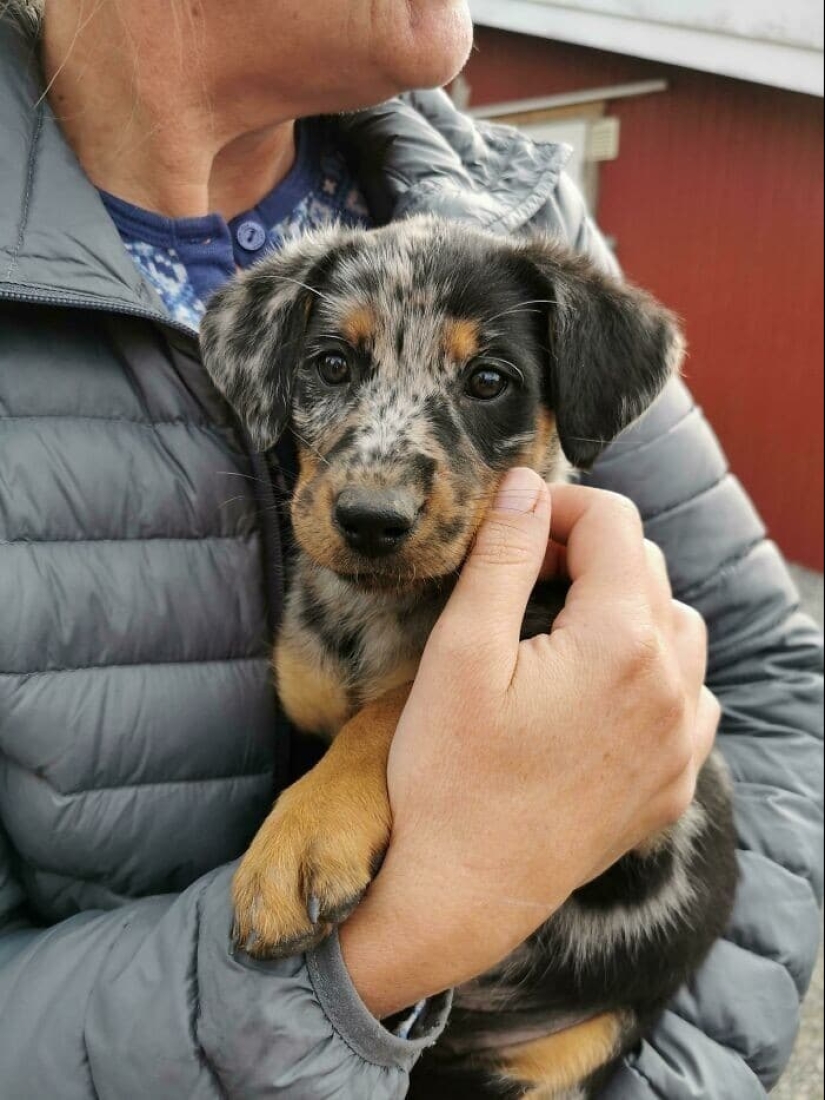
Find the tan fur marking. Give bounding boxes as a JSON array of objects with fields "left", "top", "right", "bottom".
[
  {"left": 341, "top": 304, "right": 377, "bottom": 347},
  {"left": 232, "top": 686, "right": 410, "bottom": 956},
  {"left": 464, "top": 481, "right": 498, "bottom": 547},
  {"left": 515, "top": 408, "right": 555, "bottom": 474},
  {"left": 291, "top": 471, "right": 343, "bottom": 572},
  {"left": 296, "top": 446, "right": 319, "bottom": 479},
  {"left": 442, "top": 317, "right": 481, "bottom": 362},
  {"left": 404, "top": 454, "right": 482, "bottom": 577},
  {"left": 499, "top": 1013, "right": 623, "bottom": 1097},
  {"left": 531, "top": 409, "right": 556, "bottom": 466},
  {"left": 275, "top": 638, "right": 351, "bottom": 740}
]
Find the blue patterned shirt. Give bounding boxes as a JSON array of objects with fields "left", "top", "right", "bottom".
[{"left": 101, "top": 119, "right": 373, "bottom": 331}]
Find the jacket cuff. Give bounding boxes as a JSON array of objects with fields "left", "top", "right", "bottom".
[{"left": 307, "top": 929, "right": 452, "bottom": 1072}]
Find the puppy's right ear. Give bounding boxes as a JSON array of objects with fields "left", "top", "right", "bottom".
[{"left": 200, "top": 231, "right": 349, "bottom": 451}]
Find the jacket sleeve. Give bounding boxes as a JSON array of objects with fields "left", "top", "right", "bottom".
[
  {"left": 534, "top": 174, "right": 824, "bottom": 1097},
  {"left": 587, "top": 380, "right": 823, "bottom": 1098},
  {"left": 0, "top": 855, "right": 450, "bottom": 1099}
]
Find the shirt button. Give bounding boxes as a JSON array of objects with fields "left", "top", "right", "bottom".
[{"left": 236, "top": 220, "right": 267, "bottom": 252}]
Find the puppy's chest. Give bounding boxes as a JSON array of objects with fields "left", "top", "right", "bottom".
[{"left": 275, "top": 567, "right": 441, "bottom": 740}]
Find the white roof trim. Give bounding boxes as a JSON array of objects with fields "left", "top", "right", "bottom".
[
  {"left": 469, "top": 79, "right": 668, "bottom": 118},
  {"left": 469, "top": 0, "right": 824, "bottom": 97}
]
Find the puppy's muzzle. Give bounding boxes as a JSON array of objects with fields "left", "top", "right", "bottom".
[{"left": 334, "top": 488, "right": 420, "bottom": 559}]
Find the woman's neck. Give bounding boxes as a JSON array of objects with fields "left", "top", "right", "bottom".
[{"left": 41, "top": 3, "right": 297, "bottom": 220}]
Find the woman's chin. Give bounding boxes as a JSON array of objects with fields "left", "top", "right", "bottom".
[{"left": 381, "top": 1, "right": 474, "bottom": 92}]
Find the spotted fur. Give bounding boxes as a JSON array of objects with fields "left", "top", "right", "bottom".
[{"left": 201, "top": 217, "right": 737, "bottom": 1099}]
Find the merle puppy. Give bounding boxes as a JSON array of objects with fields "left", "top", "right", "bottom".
[{"left": 200, "top": 216, "right": 737, "bottom": 1100}]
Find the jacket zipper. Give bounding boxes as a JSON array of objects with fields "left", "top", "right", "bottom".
[{"left": 0, "top": 282, "right": 197, "bottom": 337}]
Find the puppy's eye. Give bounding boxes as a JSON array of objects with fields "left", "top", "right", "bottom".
[
  {"left": 465, "top": 366, "right": 508, "bottom": 401},
  {"left": 317, "top": 352, "right": 352, "bottom": 387}
]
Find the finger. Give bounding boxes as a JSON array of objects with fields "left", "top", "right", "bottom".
[
  {"left": 671, "top": 601, "right": 709, "bottom": 691},
  {"left": 644, "top": 539, "right": 673, "bottom": 619},
  {"left": 547, "top": 484, "right": 649, "bottom": 604},
  {"left": 441, "top": 468, "right": 551, "bottom": 676},
  {"left": 693, "top": 687, "right": 721, "bottom": 768},
  {"left": 539, "top": 539, "right": 568, "bottom": 581}
]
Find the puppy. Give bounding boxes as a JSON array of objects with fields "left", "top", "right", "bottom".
[{"left": 201, "top": 216, "right": 737, "bottom": 1100}]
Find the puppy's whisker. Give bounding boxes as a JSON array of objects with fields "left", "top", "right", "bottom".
[
  {"left": 215, "top": 470, "right": 270, "bottom": 485},
  {"left": 486, "top": 299, "right": 558, "bottom": 324},
  {"left": 261, "top": 274, "right": 336, "bottom": 307},
  {"left": 220, "top": 486, "right": 295, "bottom": 512},
  {"left": 488, "top": 308, "right": 543, "bottom": 321},
  {"left": 291, "top": 430, "right": 331, "bottom": 469}
]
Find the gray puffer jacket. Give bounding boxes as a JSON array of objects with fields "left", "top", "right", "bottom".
[{"left": 1, "top": 17, "right": 822, "bottom": 1100}]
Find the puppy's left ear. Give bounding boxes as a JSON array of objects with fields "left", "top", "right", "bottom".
[
  {"left": 200, "top": 229, "right": 352, "bottom": 451},
  {"left": 521, "top": 241, "right": 685, "bottom": 469}
]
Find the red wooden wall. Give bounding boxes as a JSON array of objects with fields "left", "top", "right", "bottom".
[{"left": 464, "top": 28, "right": 824, "bottom": 569}]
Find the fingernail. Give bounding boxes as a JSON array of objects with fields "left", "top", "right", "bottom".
[{"left": 493, "top": 468, "right": 543, "bottom": 514}]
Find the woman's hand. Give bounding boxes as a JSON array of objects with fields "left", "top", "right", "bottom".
[{"left": 340, "top": 468, "right": 719, "bottom": 1018}]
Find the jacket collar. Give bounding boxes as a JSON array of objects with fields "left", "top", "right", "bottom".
[
  {"left": 0, "top": 20, "right": 158, "bottom": 314},
  {"left": 0, "top": 20, "right": 569, "bottom": 316},
  {"left": 338, "top": 90, "right": 569, "bottom": 236}
]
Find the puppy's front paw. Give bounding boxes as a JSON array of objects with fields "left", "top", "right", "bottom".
[{"left": 232, "top": 771, "right": 391, "bottom": 958}]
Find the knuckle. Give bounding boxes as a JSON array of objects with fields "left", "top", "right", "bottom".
[
  {"left": 663, "top": 773, "right": 697, "bottom": 824},
  {"left": 644, "top": 539, "right": 667, "bottom": 573},
  {"left": 657, "top": 666, "right": 688, "bottom": 720},
  {"left": 666, "top": 734, "right": 695, "bottom": 782},
  {"left": 706, "top": 689, "right": 722, "bottom": 726},
  {"left": 620, "top": 621, "right": 665, "bottom": 677},
  {"left": 662, "top": 725, "right": 695, "bottom": 799},
  {"left": 673, "top": 600, "right": 708, "bottom": 644},
  {"left": 614, "top": 621, "right": 690, "bottom": 727},
  {"left": 698, "top": 688, "right": 722, "bottom": 751}
]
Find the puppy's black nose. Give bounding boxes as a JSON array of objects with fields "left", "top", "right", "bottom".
[{"left": 334, "top": 489, "right": 419, "bottom": 558}]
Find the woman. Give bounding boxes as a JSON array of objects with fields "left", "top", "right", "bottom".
[{"left": 0, "top": 2, "right": 821, "bottom": 1097}]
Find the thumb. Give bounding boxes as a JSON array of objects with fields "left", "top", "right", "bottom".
[{"left": 439, "top": 468, "right": 551, "bottom": 674}]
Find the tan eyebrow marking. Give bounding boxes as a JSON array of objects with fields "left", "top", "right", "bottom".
[
  {"left": 442, "top": 318, "right": 481, "bottom": 363},
  {"left": 340, "top": 304, "right": 377, "bottom": 348}
]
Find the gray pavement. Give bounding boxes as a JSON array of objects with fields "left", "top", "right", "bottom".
[
  {"left": 773, "top": 566, "right": 823, "bottom": 1098},
  {"left": 773, "top": 924, "right": 823, "bottom": 1099}
]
